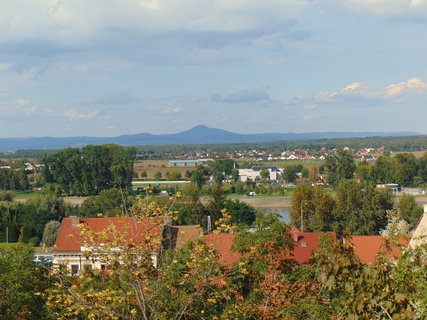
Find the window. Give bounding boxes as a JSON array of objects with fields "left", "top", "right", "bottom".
[
  {"left": 71, "top": 264, "right": 79, "bottom": 276},
  {"left": 301, "top": 242, "right": 307, "bottom": 247}
]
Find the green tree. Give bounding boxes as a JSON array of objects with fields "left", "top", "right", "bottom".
[
  {"left": 398, "top": 193, "right": 424, "bottom": 228},
  {"left": 0, "top": 243, "right": 51, "bottom": 319},
  {"left": 20, "top": 195, "right": 69, "bottom": 242},
  {"left": 207, "top": 182, "right": 226, "bottom": 224},
  {"left": 259, "top": 168, "right": 270, "bottom": 181},
  {"left": 371, "top": 155, "right": 397, "bottom": 184},
  {"left": 169, "top": 169, "right": 182, "bottom": 181},
  {"left": 42, "top": 220, "right": 61, "bottom": 247},
  {"left": 190, "top": 165, "right": 210, "bottom": 188},
  {"left": 394, "top": 153, "right": 417, "bottom": 186},
  {"left": 224, "top": 199, "right": 256, "bottom": 226},
  {"left": 324, "top": 149, "right": 356, "bottom": 185},
  {"left": 80, "top": 188, "right": 127, "bottom": 217},
  {"left": 153, "top": 171, "right": 162, "bottom": 180},
  {"left": 283, "top": 165, "right": 303, "bottom": 182},
  {"left": 0, "top": 190, "right": 15, "bottom": 202},
  {"left": 231, "top": 168, "right": 239, "bottom": 183},
  {"left": 332, "top": 180, "right": 393, "bottom": 236},
  {"left": 290, "top": 184, "right": 335, "bottom": 232},
  {"left": 42, "top": 144, "right": 135, "bottom": 196},
  {"left": 355, "top": 160, "right": 373, "bottom": 182}
]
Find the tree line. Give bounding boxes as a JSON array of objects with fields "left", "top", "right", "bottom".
[
  {"left": 324, "top": 150, "right": 427, "bottom": 187},
  {"left": 42, "top": 144, "right": 135, "bottom": 196}
]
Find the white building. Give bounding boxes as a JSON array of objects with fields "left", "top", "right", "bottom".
[{"left": 238, "top": 166, "right": 283, "bottom": 182}]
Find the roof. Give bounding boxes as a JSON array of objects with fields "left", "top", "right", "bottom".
[
  {"left": 205, "top": 233, "right": 241, "bottom": 265},
  {"left": 54, "top": 217, "right": 163, "bottom": 252},
  {"left": 166, "top": 225, "right": 203, "bottom": 249},
  {"left": 347, "top": 236, "right": 410, "bottom": 264},
  {"left": 205, "top": 228, "right": 337, "bottom": 266},
  {"left": 288, "top": 228, "right": 337, "bottom": 264},
  {"left": 251, "top": 166, "right": 279, "bottom": 171}
]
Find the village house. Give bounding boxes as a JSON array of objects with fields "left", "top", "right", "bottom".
[
  {"left": 205, "top": 226, "right": 336, "bottom": 265},
  {"left": 238, "top": 166, "right": 283, "bottom": 182},
  {"left": 53, "top": 216, "right": 202, "bottom": 275},
  {"left": 168, "top": 159, "right": 212, "bottom": 167},
  {"left": 345, "top": 235, "right": 411, "bottom": 264},
  {"left": 53, "top": 216, "right": 164, "bottom": 275},
  {"left": 408, "top": 205, "right": 427, "bottom": 249}
]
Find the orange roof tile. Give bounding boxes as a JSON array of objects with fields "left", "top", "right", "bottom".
[
  {"left": 205, "top": 233, "right": 241, "bottom": 265},
  {"left": 55, "top": 217, "right": 163, "bottom": 252},
  {"left": 347, "top": 236, "right": 410, "bottom": 264}
]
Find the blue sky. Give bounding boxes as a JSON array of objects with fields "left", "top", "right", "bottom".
[{"left": 1, "top": 0, "right": 427, "bottom": 137}]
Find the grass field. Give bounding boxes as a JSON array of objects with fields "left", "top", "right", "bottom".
[
  {"left": 134, "top": 160, "right": 191, "bottom": 180},
  {"left": 134, "top": 159, "right": 325, "bottom": 180},
  {"left": 236, "top": 159, "right": 324, "bottom": 170}
]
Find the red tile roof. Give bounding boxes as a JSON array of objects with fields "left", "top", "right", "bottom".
[
  {"left": 55, "top": 217, "right": 163, "bottom": 252},
  {"left": 288, "top": 227, "right": 337, "bottom": 264},
  {"left": 292, "top": 233, "right": 325, "bottom": 264},
  {"left": 347, "top": 236, "right": 410, "bottom": 264},
  {"left": 205, "top": 233, "right": 241, "bottom": 265}
]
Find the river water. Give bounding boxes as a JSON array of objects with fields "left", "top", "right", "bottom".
[{"left": 262, "top": 209, "right": 290, "bottom": 224}]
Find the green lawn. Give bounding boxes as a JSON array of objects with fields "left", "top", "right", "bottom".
[{"left": 14, "top": 190, "right": 43, "bottom": 199}]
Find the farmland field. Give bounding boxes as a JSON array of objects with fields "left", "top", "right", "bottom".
[{"left": 133, "top": 160, "right": 192, "bottom": 179}]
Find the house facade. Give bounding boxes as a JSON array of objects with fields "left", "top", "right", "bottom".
[
  {"left": 409, "top": 205, "right": 427, "bottom": 249},
  {"left": 53, "top": 216, "right": 164, "bottom": 275},
  {"left": 238, "top": 166, "right": 283, "bottom": 182}
]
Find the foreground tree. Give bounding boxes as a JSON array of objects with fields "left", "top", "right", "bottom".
[
  {"left": 45, "top": 199, "right": 238, "bottom": 320},
  {"left": 0, "top": 243, "right": 51, "bottom": 320}
]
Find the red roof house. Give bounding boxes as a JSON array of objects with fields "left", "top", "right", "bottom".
[
  {"left": 54, "top": 216, "right": 164, "bottom": 274},
  {"left": 289, "top": 226, "right": 336, "bottom": 264},
  {"left": 346, "top": 236, "right": 410, "bottom": 264}
]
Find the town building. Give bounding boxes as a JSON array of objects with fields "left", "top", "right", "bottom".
[
  {"left": 169, "top": 159, "right": 212, "bottom": 167},
  {"left": 238, "top": 166, "right": 283, "bottom": 182},
  {"left": 408, "top": 205, "right": 427, "bottom": 249}
]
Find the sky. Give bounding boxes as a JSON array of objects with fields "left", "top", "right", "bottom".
[{"left": 0, "top": 0, "right": 427, "bottom": 137}]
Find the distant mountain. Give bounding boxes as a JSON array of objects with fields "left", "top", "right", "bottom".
[{"left": 0, "top": 125, "right": 420, "bottom": 152}]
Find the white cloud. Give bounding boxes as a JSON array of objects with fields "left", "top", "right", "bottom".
[
  {"left": 24, "top": 105, "right": 38, "bottom": 116},
  {"left": 384, "top": 77, "right": 427, "bottom": 98},
  {"left": 13, "top": 98, "right": 28, "bottom": 105},
  {"left": 304, "top": 104, "right": 317, "bottom": 110},
  {"left": 286, "top": 77, "right": 427, "bottom": 108},
  {"left": 324, "top": 0, "right": 427, "bottom": 18},
  {"left": 0, "top": 63, "right": 11, "bottom": 71},
  {"left": 342, "top": 82, "right": 366, "bottom": 92},
  {"left": 0, "top": 0, "right": 308, "bottom": 42},
  {"left": 161, "top": 106, "right": 183, "bottom": 114},
  {"left": 65, "top": 108, "right": 98, "bottom": 120},
  {"left": 302, "top": 113, "right": 321, "bottom": 121}
]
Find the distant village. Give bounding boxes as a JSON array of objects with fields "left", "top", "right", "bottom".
[{"left": 166, "top": 145, "right": 386, "bottom": 162}]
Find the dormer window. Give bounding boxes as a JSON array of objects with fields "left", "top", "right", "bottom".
[{"left": 301, "top": 242, "right": 307, "bottom": 247}]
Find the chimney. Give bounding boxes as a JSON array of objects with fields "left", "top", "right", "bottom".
[
  {"left": 207, "top": 215, "right": 212, "bottom": 233},
  {"left": 70, "top": 216, "right": 80, "bottom": 227}
]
